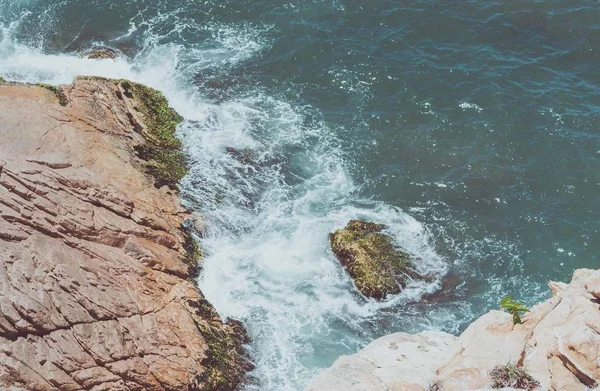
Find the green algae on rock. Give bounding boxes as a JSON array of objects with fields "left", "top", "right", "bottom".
[
  {"left": 77, "top": 76, "right": 187, "bottom": 189},
  {"left": 113, "top": 79, "right": 254, "bottom": 388},
  {"left": 181, "top": 222, "right": 203, "bottom": 280},
  {"left": 186, "top": 295, "right": 254, "bottom": 391},
  {"left": 329, "top": 220, "right": 423, "bottom": 299},
  {"left": 117, "top": 79, "right": 187, "bottom": 190}
]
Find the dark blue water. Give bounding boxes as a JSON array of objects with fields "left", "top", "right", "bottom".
[{"left": 1, "top": 1, "right": 599, "bottom": 389}]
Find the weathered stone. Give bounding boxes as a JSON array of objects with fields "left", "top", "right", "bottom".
[
  {"left": 329, "top": 220, "right": 423, "bottom": 299},
  {"left": 306, "top": 331, "right": 456, "bottom": 391},
  {"left": 0, "top": 79, "right": 251, "bottom": 390},
  {"left": 584, "top": 269, "right": 600, "bottom": 299},
  {"left": 307, "top": 268, "right": 600, "bottom": 391}
]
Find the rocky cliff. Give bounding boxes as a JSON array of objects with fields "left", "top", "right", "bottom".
[
  {"left": 307, "top": 268, "right": 600, "bottom": 391},
  {"left": 0, "top": 78, "right": 251, "bottom": 390}
]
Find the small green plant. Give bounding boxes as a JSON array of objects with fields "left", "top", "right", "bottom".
[
  {"left": 500, "top": 296, "right": 530, "bottom": 325},
  {"left": 427, "top": 380, "right": 444, "bottom": 391},
  {"left": 490, "top": 363, "right": 540, "bottom": 390}
]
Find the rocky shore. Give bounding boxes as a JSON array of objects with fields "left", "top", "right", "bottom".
[
  {"left": 2, "top": 76, "right": 598, "bottom": 391},
  {"left": 0, "top": 77, "right": 251, "bottom": 390},
  {"left": 307, "top": 267, "right": 600, "bottom": 391}
]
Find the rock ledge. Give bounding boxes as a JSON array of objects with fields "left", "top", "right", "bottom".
[{"left": 307, "top": 268, "right": 600, "bottom": 391}]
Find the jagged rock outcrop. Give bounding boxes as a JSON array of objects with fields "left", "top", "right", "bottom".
[
  {"left": 306, "top": 331, "right": 456, "bottom": 391},
  {"left": 0, "top": 78, "right": 252, "bottom": 390},
  {"left": 329, "top": 220, "right": 425, "bottom": 299},
  {"left": 307, "top": 268, "right": 600, "bottom": 391}
]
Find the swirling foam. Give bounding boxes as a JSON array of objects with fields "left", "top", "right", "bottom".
[{"left": 0, "top": 9, "right": 448, "bottom": 390}]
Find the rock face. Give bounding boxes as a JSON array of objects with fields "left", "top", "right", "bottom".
[
  {"left": 0, "top": 78, "right": 251, "bottom": 390},
  {"left": 307, "top": 268, "right": 600, "bottom": 391},
  {"left": 329, "top": 220, "right": 423, "bottom": 299},
  {"left": 306, "top": 331, "right": 456, "bottom": 391}
]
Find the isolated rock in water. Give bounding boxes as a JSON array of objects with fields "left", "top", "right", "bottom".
[
  {"left": 329, "top": 220, "right": 422, "bottom": 299},
  {"left": 227, "top": 146, "right": 257, "bottom": 167},
  {"left": 306, "top": 268, "right": 600, "bottom": 391},
  {"left": 0, "top": 77, "right": 252, "bottom": 390}
]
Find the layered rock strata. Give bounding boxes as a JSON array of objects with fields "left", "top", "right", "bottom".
[
  {"left": 0, "top": 78, "right": 251, "bottom": 390},
  {"left": 307, "top": 268, "right": 600, "bottom": 391}
]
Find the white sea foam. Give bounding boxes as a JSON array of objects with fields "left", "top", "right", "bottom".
[
  {"left": 0, "top": 13, "right": 448, "bottom": 391},
  {"left": 459, "top": 101, "right": 483, "bottom": 112}
]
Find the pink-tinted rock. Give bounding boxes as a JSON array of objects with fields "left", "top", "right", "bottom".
[
  {"left": 307, "top": 268, "right": 600, "bottom": 391},
  {"left": 584, "top": 269, "right": 600, "bottom": 299},
  {"left": 0, "top": 79, "right": 251, "bottom": 390},
  {"left": 306, "top": 331, "right": 456, "bottom": 391}
]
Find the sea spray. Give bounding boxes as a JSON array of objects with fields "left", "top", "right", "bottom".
[{"left": 0, "top": 3, "right": 496, "bottom": 390}]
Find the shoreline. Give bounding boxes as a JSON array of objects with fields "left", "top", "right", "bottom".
[
  {"left": 307, "top": 268, "right": 600, "bottom": 390},
  {"left": 2, "top": 76, "right": 597, "bottom": 391}
]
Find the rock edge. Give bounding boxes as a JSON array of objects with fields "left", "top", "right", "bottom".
[{"left": 307, "top": 268, "right": 600, "bottom": 391}]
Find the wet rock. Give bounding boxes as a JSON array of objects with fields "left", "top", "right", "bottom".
[
  {"left": 329, "top": 220, "right": 424, "bottom": 299},
  {"left": 226, "top": 147, "right": 257, "bottom": 167},
  {"left": 421, "top": 272, "right": 462, "bottom": 303},
  {"left": 83, "top": 46, "right": 120, "bottom": 60}
]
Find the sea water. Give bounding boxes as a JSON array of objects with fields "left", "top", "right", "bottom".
[{"left": 1, "top": 1, "right": 598, "bottom": 389}]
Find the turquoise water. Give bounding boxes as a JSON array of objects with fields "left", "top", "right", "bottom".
[{"left": 1, "top": 1, "right": 598, "bottom": 389}]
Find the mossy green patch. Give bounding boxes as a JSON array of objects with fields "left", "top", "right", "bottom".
[
  {"left": 0, "top": 77, "right": 6, "bottom": 85},
  {"left": 187, "top": 297, "right": 253, "bottom": 391},
  {"left": 181, "top": 225, "right": 202, "bottom": 280},
  {"left": 330, "top": 220, "right": 421, "bottom": 299},
  {"left": 65, "top": 76, "right": 187, "bottom": 188},
  {"left": 116, "top": 80, "right": 187, "bottom": 189}
]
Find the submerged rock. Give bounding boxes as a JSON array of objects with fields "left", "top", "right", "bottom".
[
  {"left": 83, "top": 46, "right": 120, "bottom": 59},
  {"left": 329, "top": 220, "right": 423, "bottom": 299},
  {"left": 226, "top": 147, "right": 257, "bottom": 167}
]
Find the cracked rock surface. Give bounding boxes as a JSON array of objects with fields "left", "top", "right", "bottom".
[
  {"left": 0, "top": 79, "right": 251, "bottom": 390},
  {"left": 306, "top": 268, "right": 600, "bottom": 391}
]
